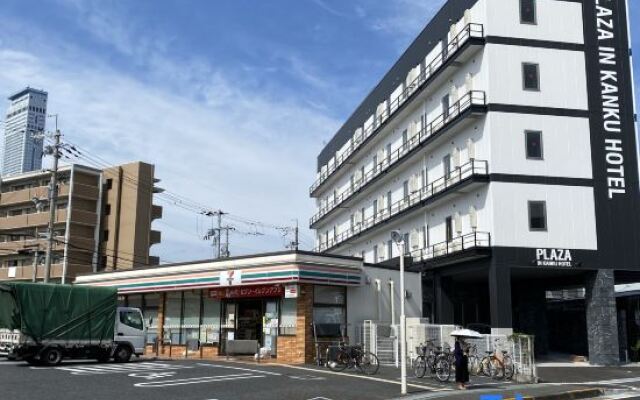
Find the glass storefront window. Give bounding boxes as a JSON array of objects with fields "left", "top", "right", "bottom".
[
  {"left": 313, "top": 307, "right": 345, "bottom": 325},
  {"left": 183, "top": 291, "right": 201, "bottom": 346},
  {"left": 164, "top": 291, "right": 183, "bottom": 345},
  {"left": 314, "top": 286, "right": 346, "bottom": 305},
  {"left": 279, "top": 298, "right": 297, "bottom": 335},
  {"left": 127, "top": 294, "right": 143, "bottom": 309},
  {"left": 201, "top": 295, "right": 221, "bottom": 344},
  {"left": 143, "top": 294, "right": 159, "bottom": 345}
]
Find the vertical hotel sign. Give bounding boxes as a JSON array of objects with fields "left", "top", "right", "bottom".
[{"left": 584, "top": 0, "right": 640, "bottom": 268}]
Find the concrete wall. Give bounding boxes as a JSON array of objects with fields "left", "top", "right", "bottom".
[{"left": 346, "top": 265, "right": 422, "bottom": 339}]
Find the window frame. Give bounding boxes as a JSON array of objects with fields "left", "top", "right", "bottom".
[
  {"left": 520, "top": 0, "right": 537, "bottom": 25},
  {"left": 528, "top": 200, "right": 548, "bottom": 231},
  {"left": 522, "top": 63, "right": 541, "bottom": 92},
  {"left": 525, "top": 130, "right": 544, "bottom": 160}
]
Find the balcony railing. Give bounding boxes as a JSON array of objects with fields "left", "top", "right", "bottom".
[
  {"left": 410, "top": 231, "right": 491, "bottom": 262},
  {"left": 315, "top": 159, "right": 489, "bottom": 252},
  {"left": 310, "top": 23, "right": 485, "bottom": 196},
  {"left": 310, "top": 90, "right": 487, "bottom": 228}
]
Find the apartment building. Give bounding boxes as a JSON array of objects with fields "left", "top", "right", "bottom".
[
  {"left": 0, "top": 161, "right": 162, "bottom": 283},
  {"left": 2, "top": 87, "right": 47, "bottom": 176},
  {"left": 310, "top": 0, "right": 639, "bottom": 364}
]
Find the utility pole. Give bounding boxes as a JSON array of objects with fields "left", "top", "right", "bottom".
[
  {"left": 43, "top": 129, "right": 61, "bottom": 283},
  {"left": 293, "top": 219, "right": 299, "bottom": 251}
]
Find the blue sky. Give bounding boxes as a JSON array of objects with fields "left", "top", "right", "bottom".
[{"left": 0, "top": 0, "right": 638, "bottom": 263}]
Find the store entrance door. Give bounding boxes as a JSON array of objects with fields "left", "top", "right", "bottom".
[{"left": 220, "top": 299, "right": 266, "bottom": 355}]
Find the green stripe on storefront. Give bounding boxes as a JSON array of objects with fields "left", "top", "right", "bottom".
[{"left": 115, "top": 276, "right": 220, "bottom": 289}]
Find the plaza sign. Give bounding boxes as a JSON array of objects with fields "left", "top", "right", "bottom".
[{"left": 535, "top": 248, "right": 574, "bottom": 267}]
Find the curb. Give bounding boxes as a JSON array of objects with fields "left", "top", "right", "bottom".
[{"left": 505, "top": 388, "right": 605, "bottom": 400}]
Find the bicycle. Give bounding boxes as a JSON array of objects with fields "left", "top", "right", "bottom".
[
  {"left": 466, "top": 344, "right": 482, "bottom": 376},
  {"left": 412, "top": 341, "right": 451, "bottom": 382},
  {"left": 327, "top": 342, "right": 380, "bottom": 375},
  {"left": 480, "top": 349, "right": 514, "bottom": 380}
]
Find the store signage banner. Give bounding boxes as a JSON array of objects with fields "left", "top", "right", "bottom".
[
  {"left": 284, "top": 284, "right": 298, "bottom": 298},
  {"left": 208, "top": 284, "right": 284, "bottom": 299},
  {"left": 583, "top": 0, "right": 640, "bottom": 268},
  {"left": 535, "top": 248, "right": 574, "bottom": 267}
]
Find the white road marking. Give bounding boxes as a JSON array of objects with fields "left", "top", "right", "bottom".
[
  {"left": 32, "top": 362, "right": 193, "bottom": 375},
  {"left": 196, "top": 362, "right": 282, "bottom": 376},
  {"left": 128, "top": 371, "right": 177, "bottom": 380},
  {"left": 134, "top": 373, "right": 266, "bottom": 388},
  {"left": 0, "top": 361, "right": 24, "bottom": 366},
  {"left": 270, "top": 363, "right": 451, "bottom": 392},
  {"left": 289, "top": 375, "right": 326, "bottom": 381}
]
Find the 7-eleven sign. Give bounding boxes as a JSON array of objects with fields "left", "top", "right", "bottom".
[{"left": 220, "top": 270, "right": 242, "bottom": 286}]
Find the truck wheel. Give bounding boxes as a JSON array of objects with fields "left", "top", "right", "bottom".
[
  {"left": 113, "top": 346, "right": 132, "bottom": 363},
  {"left": 41, "top": 348, "right": 63, "bottom": 366}
]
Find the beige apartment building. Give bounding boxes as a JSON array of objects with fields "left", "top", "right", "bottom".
[{"left": 0, "top": 161, "right": 162, "bottom": 282}]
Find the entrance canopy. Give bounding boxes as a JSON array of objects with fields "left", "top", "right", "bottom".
[{"left": 74, "top": 251, "right": 363, "bottom": 294}]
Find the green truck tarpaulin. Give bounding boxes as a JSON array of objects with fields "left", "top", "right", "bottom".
[{"left": 0, "top": 283, "right": 117, "bottom": 343}]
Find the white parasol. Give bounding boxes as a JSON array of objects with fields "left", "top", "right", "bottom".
[{"left": 449, "top": 328, "right": 483, "bottom": 339}]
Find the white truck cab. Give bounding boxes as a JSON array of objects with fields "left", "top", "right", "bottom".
[{"left": 114, "top": 307, "right": 147, "bottom": 359}]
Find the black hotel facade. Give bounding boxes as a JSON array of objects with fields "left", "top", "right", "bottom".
[{"left": 310, "top": 0, "right": 639, "bottom": 364}]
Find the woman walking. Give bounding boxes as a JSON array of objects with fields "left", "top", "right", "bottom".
[{"left": 454, "top": 338, "right": 469, "bottom": 390}]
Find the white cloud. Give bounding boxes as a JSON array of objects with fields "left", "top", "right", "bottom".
[
  {"left": 0, "top": 7, "right": 338, "bottom": 262},
  {"left": 367, "top": 0, "right": 447, "bottom": 44}
]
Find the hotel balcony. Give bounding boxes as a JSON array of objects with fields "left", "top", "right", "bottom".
[
  {"left": 315, "top": 159, "right": 489, "bottom": 253},
  {"left": 310, "top": 90, "right": 487, "bottom": 229},
  {"left": 410, "top": 231, "right": 492, "bottom": 268},
  {"left": 151, "top": 204, "right": 163, "bottom": 220},
  {"left": 310, "top": 23, "right": 485, "bottom": 197}
]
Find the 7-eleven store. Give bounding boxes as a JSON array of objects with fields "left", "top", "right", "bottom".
[{"left": 75, "top": 251, "right": 388, "bottom": 364}]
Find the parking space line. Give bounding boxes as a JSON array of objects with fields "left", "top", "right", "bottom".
[
  {"left": 196, "top": 363, "right": 282, "bottom": 376},
  {"left": 268, "top": 364, "right": 451, "bottom": 392},
  {"left": 134, "top": 373, "right": 266, "bottom": 388}
]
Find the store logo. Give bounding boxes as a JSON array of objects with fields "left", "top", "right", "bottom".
[
  {"left": 220, "top": 270, "right": 242, "bottom": 286},
  {"left": 535, "top": 248, "right": 573, "bottom": 267}
]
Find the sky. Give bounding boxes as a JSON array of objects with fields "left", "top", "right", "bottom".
[{"left": 0, "top": 1, "right": 638, "bottom": 264}]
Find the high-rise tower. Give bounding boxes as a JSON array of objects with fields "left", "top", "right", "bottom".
[{"left": 2, "top": 87, "right": 48, "bottom": 176}]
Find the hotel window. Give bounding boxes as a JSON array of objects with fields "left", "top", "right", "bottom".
[
  {"left": 528, "top": 201, "right": 547, "bottom": 231},
  {"left": 373, "top": 245, "right": 378, "bottom": 263},
  {"left": 387, "top": 240, "right": 393, "bottom": 260},
  {"left": 442, "top": 94, "right": 450, "bottom": 119},
  {"left": 403, "top": 233, "right": 410, "bottom": 255},
  {"left": 387, "top": 191, "right": 392, "bottom": 213},
  {"left": 525, "top": 131, "right": 543, "bottom": 160},
  {"left": 403, "top": 180, "right": 409, "bottom": 200},
  {"left": 443, "top": 154, "right": 451, "bottom": 180},
  {"left": 402, "top": 129, "right": 408, "bottom": 149},
  {"left": 446, "top": 216, "right": 454, "bottom": 242},
  {"left": 523, "top": 63, "right": 540, "bottom": 91},
  {"left": 520, "top": 0, "right": 537, "bottom": 24}
]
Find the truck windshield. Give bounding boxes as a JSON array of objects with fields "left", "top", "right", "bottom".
[{"left": 119, "top": 311, "right": 144, "bottom": 331}]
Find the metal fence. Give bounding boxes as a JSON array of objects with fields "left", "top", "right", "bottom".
[{"left": 357, "top": 321, "right": 537, "bottom": 382}]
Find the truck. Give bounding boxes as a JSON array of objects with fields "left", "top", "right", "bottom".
[{"left": 0, "top": 282, "right": 146, "bottom": 366}]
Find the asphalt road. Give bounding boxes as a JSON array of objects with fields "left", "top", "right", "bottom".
[
  {"left": 2, "top": 358, "right": 640, "bottom": 400},
  {"left": 0, "top": 358, "right": 453, "bottom": 400}
]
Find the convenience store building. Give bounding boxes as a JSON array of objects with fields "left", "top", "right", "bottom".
[{"left": 74, "top": 250, "right": 422, "bottom": 363}]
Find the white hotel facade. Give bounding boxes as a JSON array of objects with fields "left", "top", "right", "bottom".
[{"left": 310, "top": 0, "right": 639, "bottom": 364}]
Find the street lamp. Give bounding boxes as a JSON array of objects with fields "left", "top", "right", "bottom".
[{"left": 390, "top": 230, "right": 407, "bottom": 395}]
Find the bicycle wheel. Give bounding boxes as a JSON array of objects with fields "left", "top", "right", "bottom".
[
  {"left": 502, "top": 355, "right": 514, "bottom": 380},
  {"left": 328, "top": 350, "right": 349, "bottom": 372},
  {"left": 413, "top": 356, "right": 427, "bottom": 378},
  {"left": 434, "top": 358, "right": 450, "bottom": 383},
  {"left": 480, "top": 356, "right": 493, "bottom": 377},
  {"left": 359, "top": 351, "right": 379, "bottom": 375}
]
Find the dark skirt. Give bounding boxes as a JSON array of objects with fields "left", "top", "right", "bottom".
[{"left": 455, "top": 355, "right": 469, "bottom": 383}]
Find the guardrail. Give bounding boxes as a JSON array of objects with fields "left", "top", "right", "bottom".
[
  {"left": 310, "top": 90, "right": 487, "bottom": 227},
  {"left": 315, "top": 159, "right": 489, "bottom": 252},
  {"left": 310, "top": 23, "right": 485, "bottom": 196},
  {"left": 410, "top": 231, "right": 491, "bottom": 262}
]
